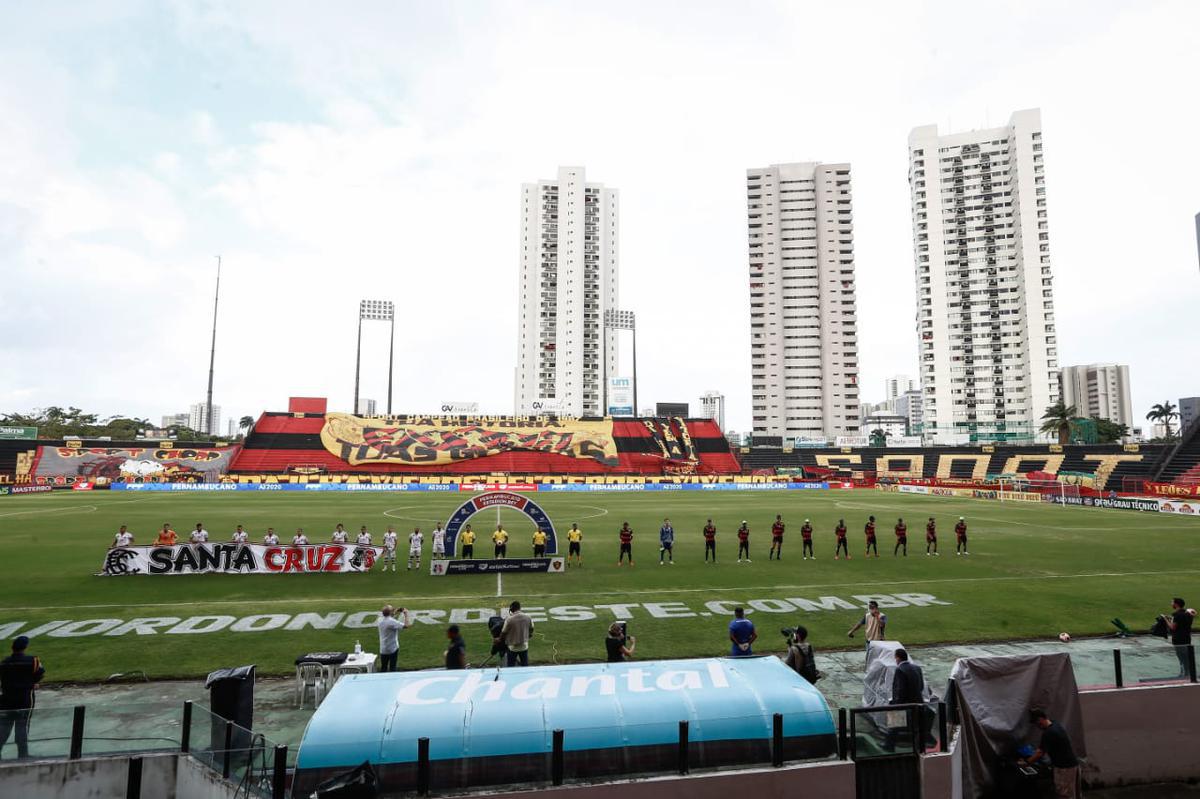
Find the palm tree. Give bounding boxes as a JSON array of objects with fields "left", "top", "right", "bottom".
[
  {"left": 1040, "top": 401, "right": 1078, "bottom": 445},
  {"left": 869, "top": 428, "right": 889, "bottom": 447},
  {"left": 1146, "top": 402, "right": 1179, "bottom": 440},
  {"left": 239, "top": 416, "right": 256, "bottom": 438}
]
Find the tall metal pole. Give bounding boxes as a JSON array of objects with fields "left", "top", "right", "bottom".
[
  {"left": 632, "top": 325, "right": 638, "bottom": 417},
  {"left": 205, "top": 256, "right": 221, "bottom": 437},
  {"left": 353, "top": 313, "right": 363, "bottom": 415},
  {"left": 601, "top": 321, "right": 608, "bottom": 416},
  {"left": 386, "top": 314, "right": 395, "bottom": 416}
]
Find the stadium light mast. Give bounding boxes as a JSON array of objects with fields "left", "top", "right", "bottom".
[
  {"left": 354, "top": 299, "right": 395, "bottom": 416},
  {"left": 205, "top": 256, "right": 221, "bottom": 437},
  {"left": 603, "top": 309, "right": 637, "bottom": 416}
]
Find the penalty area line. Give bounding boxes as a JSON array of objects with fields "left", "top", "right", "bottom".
[{"left": 5, "top": 568, "right": 1193, "bottom": 613}]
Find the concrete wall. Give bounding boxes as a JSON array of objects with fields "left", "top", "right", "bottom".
[
  {"left": 1081, "top": 682, "right": 1200, "bottom": 787},
  {"left": 921, "top": 728, "right": 962, "bottom": 799},
  {"left": 0, "top": 752, "right": 236, "bottom": 799},
  {"left": 474, "top": 758, "right": 856, "bottom": 799}
]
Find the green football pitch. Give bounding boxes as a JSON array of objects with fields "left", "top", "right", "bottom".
[{"left": 0, "top": 489, "right": 1196, "bottom": 682}]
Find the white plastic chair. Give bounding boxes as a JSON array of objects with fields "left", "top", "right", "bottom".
[{"left": 296, "top": 662, "right": 327, "bottom": 708}]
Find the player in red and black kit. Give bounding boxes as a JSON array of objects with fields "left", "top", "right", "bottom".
[
  {"left": 736, "top": 521, "right": 751, "bottom": 563},
  {"left": 618, "top": 522, "right": 634, "bottom": 566},
  {"left": 834, "top": 518, "right": 850, "bottom": 559},
  {"left": 893, "top": 517, "right": 908, "bottom": 557},
  {"left": 800, "top": 518, "right": 814, "bottom": 560},
  {"left": 703, "top": 518, "right": 718, "bottom": 563},
  {"left": 925, "top": 517, "right": 939, "bottom": 556},
  {"left": 864, "top": 515, "right": 878, "bottom": 558},
  {"left": 955, "top": 517, "right": 969, "bottom": 555},
  {"left": 769, "top": 515, "right": 785, "bottom": 560}
]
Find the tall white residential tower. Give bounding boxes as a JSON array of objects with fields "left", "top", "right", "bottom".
[
  {"left": 1059, "top": 364, "right": 1133, "bottom": 429},
  {"left": 908, "top": 109, "right": 1059, "bottom": 443},
  {"left": 747, "top": 162, "right": 860, "bottom": 441},
  {"left": 516, "top": 167, "right": 619, "bottom": 416}
]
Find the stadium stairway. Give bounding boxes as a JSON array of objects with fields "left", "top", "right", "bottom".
[{"left": 1152, "top": 417, "right": 1200, "bottom": 486}]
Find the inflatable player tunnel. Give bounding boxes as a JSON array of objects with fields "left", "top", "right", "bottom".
[{"left": 293, "top": 656, "right": 836, "bottom": 794}]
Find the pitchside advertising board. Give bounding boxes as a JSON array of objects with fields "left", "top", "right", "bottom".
[
  {"left": 430, "top": 557, "right": 566, "bottom": 575},
  {"left": 97, "top": 544, "right": 383, "bottom": 576},
  {"left": 110, "top": 482, "right": 832, "bottom": 492}
]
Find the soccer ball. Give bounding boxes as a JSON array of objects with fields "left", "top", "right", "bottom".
[
  {"left": 1058, "top": 632, "right": 1071, "bottom": 643},
  {"left": 1189, "top": 609, "right": 1197, "bottom": 617}
]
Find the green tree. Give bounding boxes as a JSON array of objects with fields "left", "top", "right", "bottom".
[
  {"left": 869, "top": 428, "right": 889, "bottom": 447},
  {"left": 1146, "top": 401, "right": 1179, "bottom": 440},
  {"left": 1040, "top": 401, "right": 1078, "bottom": 446},
  {"left": 1091, "top": 416, "right": 1129, "bottom": 444},
  {"left": 239, "top": 415, "right": 256, "bottom": 438}
]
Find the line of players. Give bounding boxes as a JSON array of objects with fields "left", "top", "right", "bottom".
[
  {"left": 109, "top": 514, "right": 971, "bottom": 570},
  {"left": 619, "top": 514, "right": 970, "bottom": 565},
  {"left": 108, "top": 520, "right": 573, "bottom": 572}
]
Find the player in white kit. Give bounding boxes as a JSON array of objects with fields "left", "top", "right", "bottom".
[
  {"left": 293, "top": 528, "right": 309, "bottom": 546},
  {"left": 382, "top": 527, "right": 398, "bottom": 571},
  {"left": 112, "top": 525, "right": 134, "bottom": 548},
  {"left": 431, "top": 523, "right": 446, "bottom": 558},
  {"left": 231, "top": 525, "right": 249, "bottom": 544},
  {"left": 356, "top": 526, "right": 372, "bottom": 546},
  {"left": 263, "top": 528, "right": 280, "bottom": 545},
  {"left": 407, "top": 528, "right": 423, "bottom": 571},
  {"left": 331, "top": 524, "right": 348, "bottom": 544},
  {"left": 190, "top": 523, "right": 209, "bottom": 544}
]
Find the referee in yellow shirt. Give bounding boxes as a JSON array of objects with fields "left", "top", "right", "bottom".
[
  {"left": 567, "top": 523, "right": 583, "bottom": 567},
  {"left": 532, "top": 528, "right": 548, "bottom": 557},
  {"left": 492, "top": 525, "right": 508, "bottom": 558},
  {"left": 460, "top": 525, "right": 476, "bottom": 559}
]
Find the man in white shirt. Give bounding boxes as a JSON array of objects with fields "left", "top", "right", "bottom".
[
  {"left": 377, "top": 605, "right": 411, "bottom": 672},
  {"left": 431, "top": 524, "right": 446, "bottom": 558},
  {"left": 231, "top": 525, "right": 249, "bottom": 544},
  {"left": 382, "top": 527, "right": 398, "bottom": 572},
  {"left": 190, "top": 523, "right": 209, "bottom": 544},
  {"left": 331, "top": 524, "right": 348, "bottom": 544},
  {"left": 263, "top": 528, "right": 280, "bottom": 546},
  {"left": 112, "top": 526, "right": 134, "bottom": 548},
  {"left": 407, "top": 528, "right": 423, "bottom": 571},
  {"left": 293, "top": 528, "right": 309, "bottom": 546},
  {"left": 356, "top": 526, "right": 372, "bottom": 546}
]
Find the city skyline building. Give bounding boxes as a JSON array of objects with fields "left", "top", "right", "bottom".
[
  {"left": 747, "top": 161, "right": 860, "bottom": 442},
  {"left": 515, "top": 166, "right": 619, "bottom": 416},
  {"left": 884, "top": 375, "right": 916, "bottom": 402},
  {"left": 356, "top": 398, "right": 378, "bottom": 416},
  {"left": 1059, "top": 364, "right": 1133, "bottom": 429},
  {"left": 908, "top": 108, "right": 1059, "bottom": 443},
  {"left": 188, "top": 402, "right": 222, "bottom": 435},
  {"left": 699, "top": 391, "right": 727, "bottom": 430}
]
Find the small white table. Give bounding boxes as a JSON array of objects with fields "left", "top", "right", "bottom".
[{"left": 326, "top": 652, "right": 377, "bottom": 685}]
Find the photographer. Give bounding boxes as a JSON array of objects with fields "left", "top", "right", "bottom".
[
  {"left": 377, "top": 605, "right": 411, "bottom": 673},
  {"left": 782, "top": 625, "right": 819, "bottom": 684},
  {"left": 605, "top": 623, "right": 636, "bottom": 662},
  {"left": 497, "top": 601, "right": 534, "bottom": 667},
  {"left": 1165, "top": 597, "right": 1195, "bottom": 678}
]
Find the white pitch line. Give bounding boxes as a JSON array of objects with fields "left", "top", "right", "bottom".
[
  {"left": 5, "top": 567, "right": 1193, "bottom": 613},
  {"left": 0, "top": 505, "right": 98, "bottom": 518}
]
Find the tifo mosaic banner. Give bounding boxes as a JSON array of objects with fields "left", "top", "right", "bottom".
[
  {"left": 320, "top": 413, "right": 619, "bottom": 467},
  {"left": 34, "top": 446, "right": 239, "bottom": 482},
  {"left": 97, "top": 543, "right": 383, "bottom": 576}
]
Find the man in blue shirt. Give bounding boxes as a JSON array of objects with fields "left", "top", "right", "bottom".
[
  {"left": 729, "top": 607, "right": 757, "bottom": 656},
  {"left": 659, "top": 517, "right": 675, "bottom": 565}
]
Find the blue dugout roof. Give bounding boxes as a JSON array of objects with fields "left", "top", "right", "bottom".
[{"left": 296, "top": 656, "right": 834, "bottom": 771}]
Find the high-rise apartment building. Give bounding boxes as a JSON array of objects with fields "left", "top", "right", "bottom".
[
  {"left": 1178, "top": 397, "right": 1200, "bottom": 433},
  {"left": 747, "top": 162, "right": 859, "bottom": 441},
  {"left": 516, "top": 167, "right": 619, "bottom": 416},
  {"left": 188, "top": 403, "right": 222, "bottom": 435},
  {"left": 895, "top": 389, "right": 924, "bottom": 436},
  {"left": 884, "top": 375, "right": 915, "bottom": 402},
  {"left": 908, "top": 109, "right": 1059, "bottom": 443},
  {"left": 160, "top": 413, "right": 190, "bottom": 429},
  {"left": 699, "top": 391, "right": 726, "bottom": 431},
  {"left": 355, "top": 398, "right": 377, "bottom": 416},
  {"left": 1059, "top": 364, "right": 1133, "bottom": 428}
]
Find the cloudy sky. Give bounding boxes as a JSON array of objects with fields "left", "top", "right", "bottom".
[{"left": 2, "top": 0, "right": 1197, "bottom": 434}]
